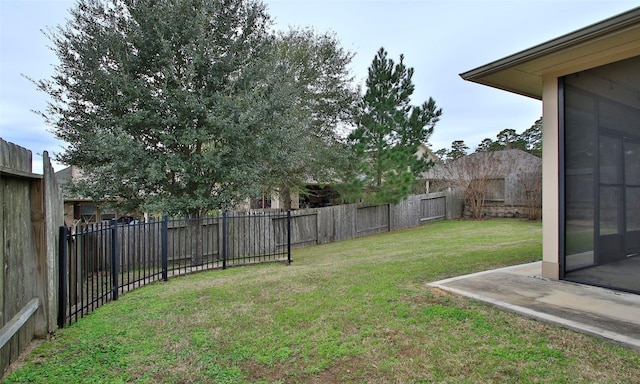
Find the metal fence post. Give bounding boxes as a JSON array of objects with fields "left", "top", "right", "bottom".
[
  {"left": 162, "top": 215, "right": 168, "bottom": 281},
  {"left": 287, "top": 210, "right": 292, "bottom": 264},
  {"left": 222, "top": 212, "right": 227, "bottom": 269},
  {"left": 57, "top": 226, "right": 68, "bottom": 328},
  {"left": 110, "top": 219, "right": 119, "bottom": 301}
]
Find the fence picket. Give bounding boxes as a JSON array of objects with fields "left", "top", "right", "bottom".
[
  {"left": 58, "top": 211, "right": 291, "bottom": 327},
  {"left": 111, "top": 219, "right": 119, "bottom": 301},
  {"left": 57, "top": 193, "right": 453, "bottom": 327},
  {"left": 162, "top": 216, "right": 168, "bottom": 281}
]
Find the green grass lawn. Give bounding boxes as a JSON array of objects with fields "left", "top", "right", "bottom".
[{"left": 5, "top": 219, "right": 640, "bottom": 383}]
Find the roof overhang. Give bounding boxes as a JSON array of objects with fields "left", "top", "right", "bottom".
[{"left": 460, "top": 7, "right": 640, "bottom": 100}]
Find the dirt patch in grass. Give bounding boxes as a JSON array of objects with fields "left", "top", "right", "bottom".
[
  {"left": 3, "top": 339, "right": 45, "bottom": 377},
  {"left": 241, "top": 354, "right": 379, "bottom": 384}
]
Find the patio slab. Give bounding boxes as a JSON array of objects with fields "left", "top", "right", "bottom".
[{"left": 428, "top": 261, "right": 640, "bottom": 350}]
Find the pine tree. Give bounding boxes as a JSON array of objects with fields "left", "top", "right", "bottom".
[
  {"left": 345, "top": 48, "right": 442, "bottom": 204},
  {"left": 521, "top": 117, "right": 543, "bottom": 157},
  {"left": 447, "top": 140, "right": 469, "bottom": 162},
  {"left": 496, "top": 128, "right": 526, "bottom": 151}
]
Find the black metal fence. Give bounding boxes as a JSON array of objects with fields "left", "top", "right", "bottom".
[{"left": 58, "top": 211, "right": 291, "bottom": 327}]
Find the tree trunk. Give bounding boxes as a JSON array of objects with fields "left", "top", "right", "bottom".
[{"left": 282, "top": 185, "right": 292, "bottom": 211}]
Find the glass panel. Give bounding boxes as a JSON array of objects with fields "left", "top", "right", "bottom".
[
  {"left": 564, "top": 88, "right": 596, "bottom": 171},
  {"left": 626, "top": 187, "right": 640, "bottom": 232},
  {"left": 564, "top": 55, "right": 640, "bottom": 293},
  {"left": 599, "top": 101, "right": 638, "bottom": 136},
  {"left": 625, "top": 141, "right": 640, "bottom": 186},
  {"left": 80, "top": 204, "right": 97, "bottom": 214},
  {"left": 599, "top": 136, "right": 621, "bottom": 185},
  {"left": 599, "top": 186, "right": 620, "bottom": 235},
  {"left": 564, "top": 84, "right": 596, "bottom": 269}
]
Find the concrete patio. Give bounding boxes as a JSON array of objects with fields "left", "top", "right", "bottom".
[{"left": 428, "top": 261, "right": 640, "bottom": 350}]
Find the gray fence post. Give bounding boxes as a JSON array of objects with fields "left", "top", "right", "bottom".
[
  {"left": 110, "top": 219, "right": 119, "bottom": 301},
  {"left": 162, "top": 215, "right": 168, "bottom": 281},
  {"left": 58, "top": 226, "right": 68, "bottom": 328}
]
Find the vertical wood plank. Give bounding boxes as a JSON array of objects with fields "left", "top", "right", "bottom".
[
  {"left": 30, "top": 178, "right": 47, "bottom": 336},
  {"left": 0, "top": 171, "right": 6, "bottom": 372}
]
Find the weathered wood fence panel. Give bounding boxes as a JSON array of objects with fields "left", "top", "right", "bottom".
[
  {"left": 328, "top": 204, "right": 356, "bottom": 242},
  {"left": 288, "top": 192, "right": 457, "bottom": 248},
  {"left": 226, "top": 213, "right": 281, "bottom": 263},
  {"left": 0, "top": 139, "right": 63, "bottom": 375},
  {"left": 43, "top": 154, "right": 63, "bottom": 333},
  {"left": 420, "top": 195, "right": 446, "bottom": 222},
  {"left": 356, "top": 205, "right": 390, "bottom": 237},
  {"left": 287, "top": 212, "right": 318, "bottom": 247},
  {"left": 1, "top": 172, "right": 37, "bottom": 374}
]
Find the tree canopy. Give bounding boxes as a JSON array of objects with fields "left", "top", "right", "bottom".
[
  {"left": 247, "top": 28, "right": 358, "bottom": 209},
  {"left": 474, "top": 118, "right": 542, "bottom": 157},
  {"left": 520, "top": 118, "right": 543, "bottom": 157},
  {"left": 36, "top": 0, "right": 355, "bottom": 215},
  {"left": 344, "top": 47, "right": 442, "bottom": 204},
  {"left": 435, "top": 140, "right": 469, "bottom": 163}
]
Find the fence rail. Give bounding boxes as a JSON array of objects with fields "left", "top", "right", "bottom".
[{"left": 58, "top": 211, "right": 291, "bottom": 327}]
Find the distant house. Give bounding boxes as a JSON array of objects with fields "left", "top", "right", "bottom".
[
  {"left": 416, "top": 143, "right": 443, "bottom": 165},
  {"left": 251, "top": 143, "right": 442, "bottom": 210},
  {"left": 422, "top": 149, "right": 542, "bottom": 217},
  {"left": 461, "top": 7, "right": 640, "bottom": 293},
  {"left": 55, "top": 165, "right": 118, "bottom": 225}
]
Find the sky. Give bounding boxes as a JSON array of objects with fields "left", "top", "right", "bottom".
[{"left": 1, "top": 0, "right": 639, "bottom": 173}]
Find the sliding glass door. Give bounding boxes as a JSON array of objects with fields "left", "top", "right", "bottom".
[{"left": 562, "top": 56, "right": 640, "bottom": 293}]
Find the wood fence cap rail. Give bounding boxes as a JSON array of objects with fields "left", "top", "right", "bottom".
[{"left": 0, "top": 165, "right": 42, "bottom": 180}]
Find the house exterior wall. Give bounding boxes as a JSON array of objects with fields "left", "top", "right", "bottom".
[{"left": 542, "top": 76, "right": 560, "bottom": 279}]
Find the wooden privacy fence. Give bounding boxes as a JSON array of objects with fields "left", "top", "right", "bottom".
[
  {"left": 58, "top": 192, "right": 458, "bottom": 327},
  {"left": 287, "top": 192, "right": 457, "bottom": 247},
  {"left": 0, "top": 139, "right": 64, "bottom": 375},
  {"left": 58, "top": 212, "right": 291, "bottom": 327}
]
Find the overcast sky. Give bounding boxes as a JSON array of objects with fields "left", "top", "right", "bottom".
[{"left": 1, "top": 0, "right": 638, "bottom": 173}]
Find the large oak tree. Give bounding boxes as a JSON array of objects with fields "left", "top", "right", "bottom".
[{"left": 37, "top": 0, "right": 273, "bottom": 216}]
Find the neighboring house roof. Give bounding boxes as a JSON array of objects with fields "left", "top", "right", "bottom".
[
  {"left": 416, "top": 143, "right": 443, "bottom": 165},
  {"left": 460, "top": 7, "right": 640, "bottom": 99},
  {"left": 55, "top": 165, "right": 91, "bottom": 201},
  {"left": 422, "top": 149, "right": 541, "bottom": 180},
  {"left": 55, "top": 165, "right": 84, "bottom": 184},
  {"left": 54, "top": 166, "right": 72, "bottom": 185}
]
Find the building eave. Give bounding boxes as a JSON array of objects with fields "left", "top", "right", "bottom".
[{"left": 460, "top": 7, "right": 640, "bottom": 99}]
